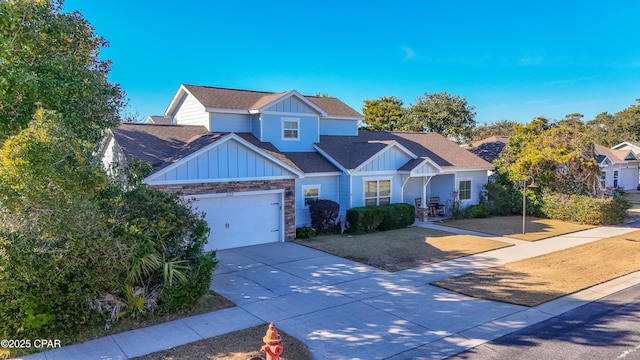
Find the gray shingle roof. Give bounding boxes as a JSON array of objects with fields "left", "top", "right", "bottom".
[
  {"left": 470, "top": 136, "right": 509, "bottom": 163},
  {"left": 316, "top": 131, "right": 493, "bottom": 171},
  {"left": 111, "top": 123, "right": 340, "bottom": 175},
  {"left": 182, "top": 84, "right": 363, "bottom": 118}
]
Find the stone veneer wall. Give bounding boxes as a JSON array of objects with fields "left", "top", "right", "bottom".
[{"left": 152, "top": 179, "right": 296, "bottom": 240}]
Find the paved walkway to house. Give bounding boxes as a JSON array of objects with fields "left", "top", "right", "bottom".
[{"left": 21, "top": 223, "right": 640, "bottom": 360}]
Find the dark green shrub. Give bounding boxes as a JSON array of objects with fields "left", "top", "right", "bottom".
[
  {"left": 309, "top": 199, "right": 339, "bottom": 234},
  {"left": 296, "top": 226, "right": 317, "bottom": 239},
  {"left": 541, "top": 192, "right": 630, "bottom": 225},
  {"left": 346, "top": 206, "right": 385, "bottom": 234},
  {"left": 483, "top": 180, "right": 521, "bottom": 216},
  {"left": 379, "top": 203, "right": 415, "bottom": 230},
  {"left": 346, "top": 203, "right": 415, "bottom": 234},
  {"left": 454, "top": 204, "right": 492, "bottom": 219}
]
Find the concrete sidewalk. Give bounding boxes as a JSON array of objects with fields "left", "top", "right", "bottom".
[{"left": 19, "top": 224, "right": 640, "bottom": 360}]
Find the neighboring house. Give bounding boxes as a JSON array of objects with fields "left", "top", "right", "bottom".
[
  {"left": 469, "top": 136, "right": 509, "bottom": 164},
  {"left": 102, "top": 84, "right": 493, "bottom": 250},
  {"left": 144, "top": 115, "right": 172, "bottom": 124},
  {"left": 595, "top": 144, "right": 640, "bottom": 191}
]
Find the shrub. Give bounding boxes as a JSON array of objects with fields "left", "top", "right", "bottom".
[
  {"left": 296, "top": 226, "right": 316, "bottom": 239},
  {"left": 540, "top": 192, "right": 630, "bottom": 225},
  {"left": 379, "top": 203, "right": 415, "bottom": 230},
  {"left": 346, "top": 206, "right": 385, "bottom": 234},
  {"left": 309, "top": 199, "right": 339, "bottom": 234},
  {"left": 453, "top": 204, "right": 492, "bottom": 219},
  {"left": 346, "top": 203, "right": 415, "bottom": 234}
]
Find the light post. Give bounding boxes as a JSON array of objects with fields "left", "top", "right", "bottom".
[{"left": 522, "top": 177, "right": 538, "bottom": 234}]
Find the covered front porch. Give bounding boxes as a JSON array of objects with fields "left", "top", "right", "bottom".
[{"left": 402, "top": 173, "right": 456, "bottom": 221}]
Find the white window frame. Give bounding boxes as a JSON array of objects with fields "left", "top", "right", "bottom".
[
  {"left": 363, "top": 177, "right": 392, "bottom": 206},
  {"left": 282, "top": 117, "right": 300, "bottom": 141},
  {"left": 301, "top": 184, "right": 320, "bottom": 207},
  {"left": 600, "top": 171, "right": 607, "bottom": 189},
  {"left": 458, "top": 179, "right": 472, "bottom": 201}
]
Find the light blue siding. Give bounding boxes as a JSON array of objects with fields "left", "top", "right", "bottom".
[
  {"left": 403, "top": 177, "right": 425, "bottom": 205},
  {"left": 360, "top": 147, "right": 412, "bottom": 172},
  {"left": 338, "top": 174, "right": 351, "bottom": 216},
  {"left": 151, "top": 138, "right": 294, "bottom": 182},
  {"left": 456, "top": 170, "right": 489, "bottom": 206},
  {"left": 209, "top": 113, "right": 251, "bottom": 132},
  {"left": 429, "top": 174, "right": 456, "bottom": 208},
  {"left": 251, "top": 115, "right": 261, "bottom": 139},
  {"left": 295, "top": 176, "right": 340, "bottom": 227},
  {"left": 260, "top": 114, "right": 319, "bottom": 151},
  {"left": 267, "top": 96, "right": 317, "bottom": 114},
  {"left": 319, "top": 118, "right": 358, "bottom": 136},
  {"left": 173, "top": 94, "right": 208, "bottom": 128},
  {"left": 412, "top": 161, "right": 440, "bottom": 175}
]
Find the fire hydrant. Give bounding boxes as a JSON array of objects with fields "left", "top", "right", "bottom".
[{"left": 261, "top": 322, "right": 284, "bottom": 360}]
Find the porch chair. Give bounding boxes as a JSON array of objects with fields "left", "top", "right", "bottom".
[
  {"left": 414, "top": 197, "right": 422, "bottom": 218},
  {"left": 428, "top": 196, "right": 446, "bottom": 216}
]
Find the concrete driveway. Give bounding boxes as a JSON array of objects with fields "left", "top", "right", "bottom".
[{"left": 211, "top": 241, "right": 544, "bottom": 359}]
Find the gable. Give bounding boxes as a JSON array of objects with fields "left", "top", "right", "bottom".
[
  {"left": 146, "top": 137, "right": 297, "bottom": 184},
  {"left": 357, "top": 145, "right": 414, "bottom": 172},
  {"left": 410, "top": 158, "right": 443, "bottom": 175},
  {"left": 266, "top": 96, "right": 318, "bottom": 114}
]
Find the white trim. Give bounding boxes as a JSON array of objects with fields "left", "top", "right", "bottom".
[
  {"left": 182, "top": 189, "right": 285, "bottom": 243},
  {"left": 352, "top": 170, "right": 399, "bottom": 176},
  {"left": 205, "top": 108, "right": 249, "bottom": 114},
  {"left": 145, "top": 175, "right": 295, "bottom": 186},
  {"left": 183, "top": 188, "right": 284, "bottom": 200},
  {"left": 301, "top": 184, "right": 321, "bottom": 207},
  {"left": 303, "top": 172, "right": 342, "bottom": 177},
  {"left": 281, "top": 117, "right": 300, "bottom": 141},
  {"left": 458, "top": 178, "right": 472, "bottom": 202},
  {"left": 321, "top": 116, "right": 364, "bottom": 121},
  {"left": 408, "top": 157, "right": 444, "bottom": 176},
  {"left": 144, "top": 133, "right": 304, "bottom": 183},
  {"left": 351, "top": 141, "right": 417, "bottom": 173},
  {"left": 362, "top": 176, "right": 392, "bottom": 206},
  {"left": 252, "top": 91, "right": 328, "bottom": 116},
  {"left": 164, "top": 85, "right": 190, "bottom": 116}
]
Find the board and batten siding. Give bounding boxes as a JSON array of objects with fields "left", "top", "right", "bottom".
[
  {"left": 209, "top": 113, "right": 252, "bottom": 132},
  {"left": 319, "top": 118, "right": 358, "bottom": 136},
  {"left": 260, "top": 113, "right": 319, "bottom": 152},
  {"left": 338, "top": 173, "right": 351, "bottom": 216},
  {"left": 295, "top": 176, "right": 340, "bottom": 227},
  {"left": 267, "top": 96, "right": 317, "bottom": 114},
  {"left": 173, "top": 94, "right": 209, "bottom": 128},
  {"left": 359, "top": 146, "right": 412, "bottom": 172},
  {"left": 152, "top": 138, "right": 295, "bottom": 182}
]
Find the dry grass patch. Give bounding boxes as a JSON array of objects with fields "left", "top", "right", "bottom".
[
  {"left": 443, "top": 216, "right": 594, "bottom": 241},
  {"left": 133, "top": 324, "right": 312, "bottom": 360},
  {"left": 432, "top": 230, "right": 640, "bottom": 307},
  {"left": 295, "top": 227, "right": 511, "bottom": 272}
]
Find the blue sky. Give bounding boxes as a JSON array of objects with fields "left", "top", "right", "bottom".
[{"left": 64, "top": 1, "right": 639, "bottom": 124}]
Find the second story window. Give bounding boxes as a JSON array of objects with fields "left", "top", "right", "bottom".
[{"left": 282, "top": 118, "right": 299, "bottom": 140}]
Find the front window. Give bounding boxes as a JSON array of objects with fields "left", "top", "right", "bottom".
[
  {"left": 303, "top": 186, "right": 319, "bottom": 206},
  {"left": 459, "top": 180, "right": 471, "bottom": 201},
  {"left": 282, "top": 118, "right": 299, "bottom": 140},
  {"left": 600, "top": 171, "right": 606, "bottom": 189},
  {"left": 365, "top": 179, "right": 391, "bottom": 206},
  {"left": 614, "top": 170, "right": 619, "bottom": 188}
]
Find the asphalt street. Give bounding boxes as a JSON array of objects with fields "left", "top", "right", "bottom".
[{"left": 448, "top": 283, "right": 640, "bottom": 360}]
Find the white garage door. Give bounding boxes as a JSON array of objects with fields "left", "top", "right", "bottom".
[{"left": 194, "top": 192, "right": 282, "bottom": 251}]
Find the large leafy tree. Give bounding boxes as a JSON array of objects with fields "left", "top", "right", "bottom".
[
  {"left": 586, "top": 100, "right": 640, "bottom": 147},
  {"left": 470, "top": 119, "right": 518, "bottom": 142},
  {"left": 0, "top": 0, "right": 124, "bottom": 146},
  {"left": 362, "top": 96, "right": 406, "bottom": 131},
  {"left": 402, "top": 92, "right": 477, "bottom": 141}
]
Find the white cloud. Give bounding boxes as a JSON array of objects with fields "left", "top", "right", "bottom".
[{"left": 401, "top": 46, "right": 415, "bottom": 60}]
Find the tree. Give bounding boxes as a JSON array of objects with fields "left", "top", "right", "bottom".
[
  {"left": 403, "top": 92, "right": 477, "bottom": 142},
  {"left": 586, "top": 101, "right": 640, "bottom": 147},
  {"left": 0, "top": 0, "right": 125, "bottom": 146},
  {"left": 470, "top": 120, "right": 518, "bottom": 142},
  {"left": 362, "top": 96, "right": 406, "bottom": 131}
]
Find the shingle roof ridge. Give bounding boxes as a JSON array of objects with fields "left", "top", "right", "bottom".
[{"left": 183, "top": 84, "right": 281, "bottom": 96}]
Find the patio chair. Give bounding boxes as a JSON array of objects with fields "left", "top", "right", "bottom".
[{"left": 428, "top": 196, "right": 446, "bottom": 216}]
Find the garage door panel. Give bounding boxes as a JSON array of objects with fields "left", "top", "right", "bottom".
[{"left": 194, "top": 193, "right": 282, "bottom": 251}]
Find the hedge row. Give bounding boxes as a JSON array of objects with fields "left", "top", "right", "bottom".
[
  {"left": 346, "top": 203, "right": 415, "bottom": 234},
  {"left": 540, "top": 193, "right": 630, "bottom": 225}
]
